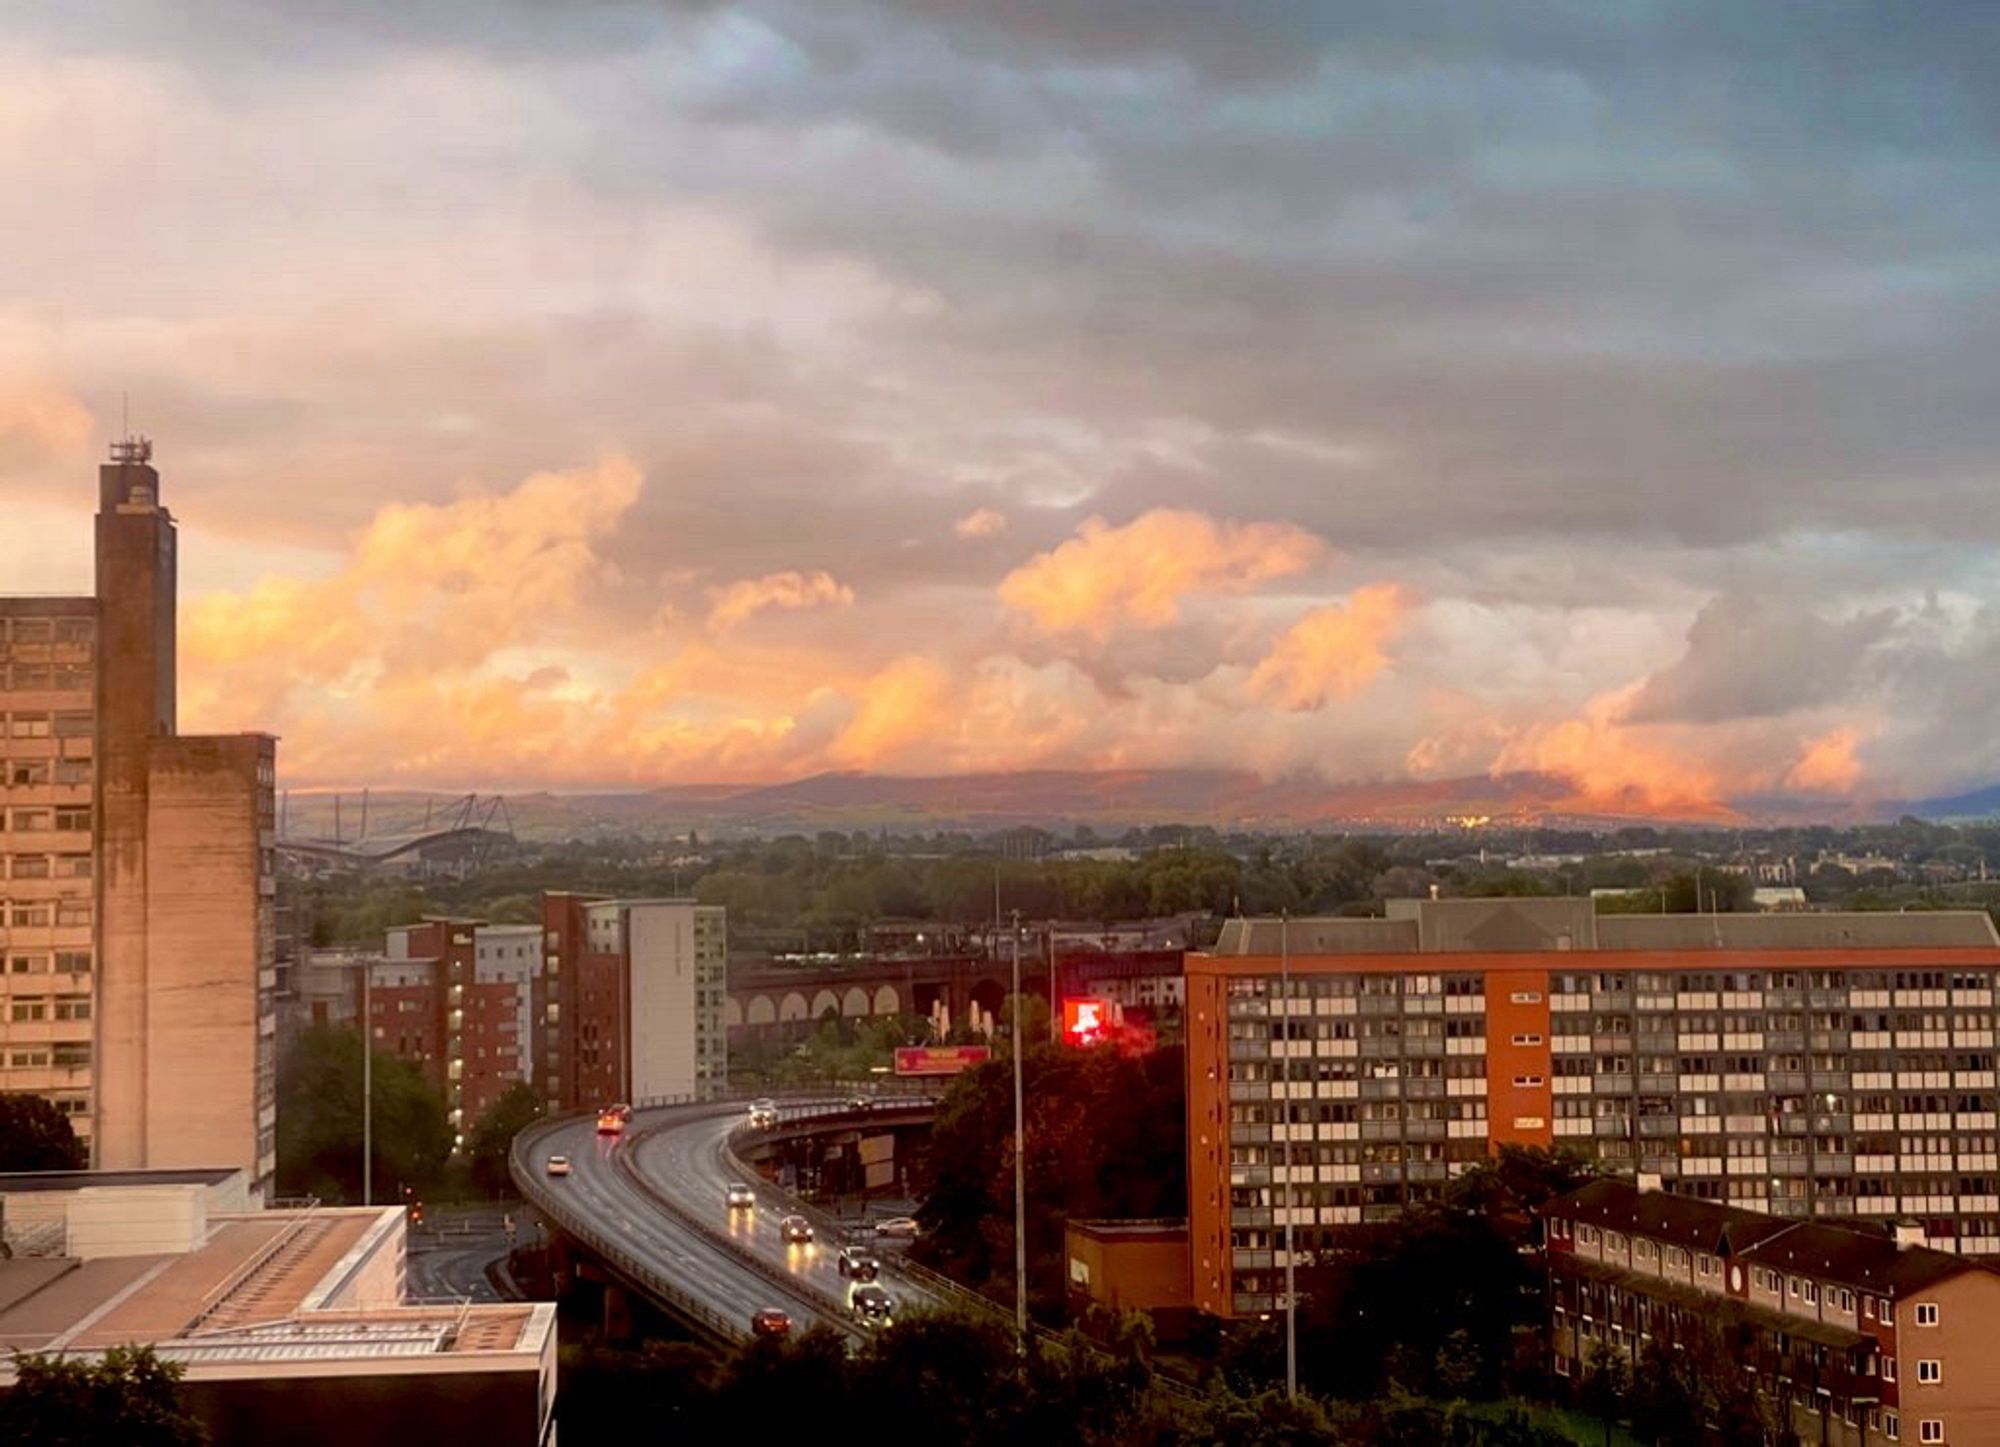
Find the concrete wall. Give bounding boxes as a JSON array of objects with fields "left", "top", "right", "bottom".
[
  {"left": 627, "top": 903, "right": 696, "bottom": 1103},
  {"left": 139, "top": 735, "right": 273, "bottom": 1192},
  {"left": 67, "top": 1184, "right": 205, "bottom": 1259},
  {"left": 302, "top": 1208, "right": 408, "bottom": 1311},
  {"left": 94, "top": 462, "right": 175, "bottom": 1173}
]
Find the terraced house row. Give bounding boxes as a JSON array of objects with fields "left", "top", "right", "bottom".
[
  {"left": 1544, "top": 1178, "right": 2000, "bottom": 1446},
  {"left": 1186, "top": 898, "right": 2000, "bottom": 1319}
]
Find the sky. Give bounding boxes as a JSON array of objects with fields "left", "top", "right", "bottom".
[{"left": 3, "top": 2, "right": 1998, "bottom": 816}]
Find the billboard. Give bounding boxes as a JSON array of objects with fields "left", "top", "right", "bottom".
[
  {"left": 1062, "top": 997, "right": 1111, "bottom": 1046},
  {"left": 893, "top": 1045, "right": 993, "bottom": 1076}
]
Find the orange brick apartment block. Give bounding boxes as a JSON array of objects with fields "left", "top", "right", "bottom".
[{"left": 1187, "top": 899, "right": 2000, "bottom": 1319}]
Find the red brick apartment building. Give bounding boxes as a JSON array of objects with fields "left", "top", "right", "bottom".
[
  {"left": 352, "top": 895, "right": 727, "bottom": 1135},
  {"left": 1186, "top": 899, "right": 2000, "bottom": 1319},
  {"left": 1544, "top": 1179, "right": 2000, "bottom": 1445}
]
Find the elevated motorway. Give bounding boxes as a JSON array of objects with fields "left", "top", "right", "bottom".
[{"left": 510, "top": 1096, "right": 955, "bottom": 1345}]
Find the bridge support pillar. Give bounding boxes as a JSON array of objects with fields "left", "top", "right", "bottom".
[{"left": 603, "top": 1283, "right": 633, "bottom": 1342}]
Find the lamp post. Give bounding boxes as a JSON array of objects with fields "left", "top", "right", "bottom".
[
  {"left": 1281, "top": 909, "right": 1297, "bottom": 1400},
  {"left": 1011, "top": 909, "right": 1028, "bottom": 1352},
  {"left": 362, "top": 959, "right": 373, "bottom": 1207}
]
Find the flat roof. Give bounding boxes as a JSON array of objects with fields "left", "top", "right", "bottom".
[
  {"left": 0, "top": 1205, "right": 550, "bottom": 1377},
  {"left": 1209, "top": 905, "right": 2000, "bottom": 959},
  {"left": 0, "top": 1168, "right": 241, "bottom": 1193}
]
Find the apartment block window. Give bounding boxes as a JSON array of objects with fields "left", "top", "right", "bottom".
[
  {"left": 1510, "top": 1033, "right": 1544, "bottom": 1046},
  {"left": 9, "top": 856, "right": 49, "bottom": 879},
  {"left": 9, "top": 1001, "right": 45, "bottom": 1022},
  {"left": 1804, "top": 1281, "right": 1820, "bottom": 1306},
  {"left": 9, "top": 904, "right": 50, "bottom": 927},
  {"left": 53, "top": 999, "right": 89, "bottom": 1021},
  {"left": 51, "top": 1044, "right": 88, "bottom": 1068},
  {"left": 1917, "top": 1360, "right": 1941, "bottom": 1384},
  {"left": 50, "top": 711, "right": 90, "bottom": 738},
  {"left": 1920, "top": 1422, "right": 1943, "bottom": 1444},
  {"left": 1884, "top": 1358, "right": 1898, "bottom": 1383},
  {"left": 8, "top": 714, "right": 49, "bottom": 739},
  {"left": 53, "top": 808, "right": 90, "bottom": 831},
  {"left": 55, "top": 900, "right": 90, "bottom": 927},
  {"left": 6, "top": 760, "right": 48, "bottom": 786},
  {"left": 7, "top": 1050, "right": 47, "bottom": 1068},
  {"left": 1883, "top": 1411, "right": 1898, "bottom": 1441},
  {"left": 1916, "top": 1303, "right": 1940, "bottom": 1327}
]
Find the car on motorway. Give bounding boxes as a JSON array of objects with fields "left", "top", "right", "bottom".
[
  {"left": 846, "top": 1093, "right": 870, "bottom": 1111},
  {"left": 596, "top": 1102, "right": 633, "bottom": 1135},
  {"left": 872, "top": 1215, "right": 919, "bottom": 1239},
  {"left": 835, "top": 1246, "right": 880, "bottom": 1281},
  {"left": 848, "top": 1283, "right": 895, "bottom": 1329},
  {"left": 545, "top": 1155, "right": 572, "bottom": 1177},
  {"left": 750, "top": 1308, "right": 792, "bottom": 1338},
  {"left": 780, "top": 1214, "right": 814, "bottom": 1245},
  {"left": 726, "top": 1182, "right": 757, "bottom": 1210},
  {"left": 748, "top": 1097, "right": 777, "bottom": 1129}
]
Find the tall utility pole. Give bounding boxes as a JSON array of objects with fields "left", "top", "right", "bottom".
[
  {"left": 361, "top": 960, "right": 373, "bottom": 1207},
  {"left": 1012, "top": 909, "right": 1028, "bottom": 1351},
  {"left": 1281, "top": 910, "right": 1297, "bottom": 1399}
]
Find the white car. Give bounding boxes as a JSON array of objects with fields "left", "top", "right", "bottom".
[
  {"left": 873, "top": 1215, "right": 919, "bottom": 1239},
  {"left": 748, "top": 1097, "right": 778, "bottom": 1129},
  {"left": 726, "top": 1182, "right": 757, "bottom": 1210},
  {"left": 545, "top": 1155, "right": 572, "bottom": 1178}
]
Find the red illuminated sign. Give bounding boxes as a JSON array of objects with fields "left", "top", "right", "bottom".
[
  {"left": 1062, "top": 997, "right": 1110, "bottom": 1046},
  {"left": 893, "top": 1045, "right": 993, "bottom": 1076}
]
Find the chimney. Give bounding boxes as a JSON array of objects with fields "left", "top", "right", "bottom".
[
  {"left": 1636, "top": 1171, "right": 1663, "bottom": 1194},
  {"left": 1894, "top": 1221, "right": 1926, "bottom": 1251}
]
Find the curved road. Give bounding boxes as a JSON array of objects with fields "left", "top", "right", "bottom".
[{"left": 514, "top": 1099, "right": 947, "bottom": 1344}]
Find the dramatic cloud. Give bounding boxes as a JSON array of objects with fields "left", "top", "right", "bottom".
[
  {"left": 954, "top": 508, "right": 1006, "bottom": 539},
  {"left": 1250, "top": 585, "right": 1405, "bottom": 712},
  {"left": 707, "top": 569, "right": 855, "bottom": 630},
  {"left": 1788, "top": 727, "right": 1865, "bottom": 795},
  {"left": 7, "top": 2, "right": 2000, "bottom": 812},
  {"left": 1623, "top": 595, "right": 1897, "bottom": 725},
  {"left": 1000, "top": 509, "right": 1325, "bottom": 639}
]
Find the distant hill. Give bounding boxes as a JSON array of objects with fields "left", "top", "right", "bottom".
[{"left": 276, "top": 768, "right": 1696, "bottom": 840}]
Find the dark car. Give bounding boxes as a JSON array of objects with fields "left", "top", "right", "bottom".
[
  {"left": 780, "top": 1214, "right": 814, "bottom": 1245},
  {"left": 836, "top": 1246, "right": 880, "bottom": 1280},
  {"left": 849, "top": 1283, "right": 894, "bottom": 1328},
  {"left": 751, "top": 1308, "right": 792, "bottom": 1338}
]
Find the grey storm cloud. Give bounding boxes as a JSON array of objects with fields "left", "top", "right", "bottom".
[
  {"left": 1623, "top": 594, "right": 1898, "bottom": 725},
  {"left": 8, "top": 0, "right": 2000, "bottom": 794}
]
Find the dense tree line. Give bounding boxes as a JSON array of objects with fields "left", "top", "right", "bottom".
[
  {"left": 274, "top": 1025, "right": 454, "bottom": 1202},
  {"left": 914, "top": 1041, "right": 1187, "bottom": 1314},
  {"left": 0, "top": 1346, "right": 204, "bottom": 1446},
  {"left": 294, "top": 814, "right": 2000, "bottom": 949},
  {"left": 558, "top": 1311, "right": 1581, "bottom": 1447}
]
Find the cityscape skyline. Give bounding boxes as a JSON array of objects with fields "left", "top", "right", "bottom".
[{"left": 3, "top": 5, "right": 1999, "bottom": 817}]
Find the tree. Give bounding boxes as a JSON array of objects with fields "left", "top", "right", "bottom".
[
  {"left": 0, "top": 1344, "right": 206, "bottom": 1446},
  {"left": 1579, "top": 1341, "right": 1631, "bottom": 1447},
  {"left": 275, "top": 1025, "right": 453, "bottom": 1203},
  {"left": 0, "top": 1093, "right": 85, "bottom": 1172},
  {"left": 465, "top": 1082, "right": 543, "bottom": 1198}
]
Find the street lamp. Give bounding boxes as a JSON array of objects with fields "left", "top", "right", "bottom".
[
  {"left": 362, "top": 958, "right": 373, "bottom": 1207},
  {"left": 1011, "top": 909, "right": 1027, "bottom": 1352}
]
